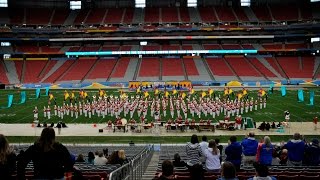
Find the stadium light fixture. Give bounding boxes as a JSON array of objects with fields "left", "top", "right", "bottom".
[
  {"left": 135, "top": 0, "right": 146, "bottom": 8},
  {"left": 0, "top": 0, "right": 8, "bottom": 7},
  {"left": 311, "top": 37, "right": 320, "bottom": 43},
  {"left": 187, "top": 0, "right": 197, "bottom": 7},
  {"left": 241, "top": 0, "right": 251, "bottom": 7},
  {"left": 311, "top": 0, "right": 320, "bottom": 2},
  {"left": 70, "top": 1, "right": 81, "bottom": 10}
]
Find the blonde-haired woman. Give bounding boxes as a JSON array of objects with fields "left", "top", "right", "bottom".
[
  {"left": 118, "top": 150, "right": 128, "bottom": 165},
  {"left": 256, "top": 136, "right": 274, "bottom": 165},
  {"left": 0, "top": 134, "right": 16, "bottom": 179},
  {"left": 204, "top": 140, "right": 221, "bottom": 172}
]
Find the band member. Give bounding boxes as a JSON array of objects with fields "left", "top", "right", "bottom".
[
  {"left": 43, "top": 106, "right": 47, "bottom": 118},
  {"left": 79, "top": 102, "right": 83, "bottom": 116},
  {"left": 260, "top": 98, "right": 263, "bottom": 109},
  {"left": 75, "top": 105, "right": 79, "bottom": 119},
  {"left": 60, "top": 106, "right": 64, "bottom": 120},
  {"left": 284, "top": 110, "right": 290, "bottom": 126},
  {"left": 88, "top": 105, "right": 92, "bottom": 119},
  {"left": 70, "top": 104, "right": 74, "bottom": 118},
  {"left": 235, "top": 115, "right": 242, "bottom": 130},
  {"left": 33, "top": 106, "right": 38, "bottom": 121},
  {"left": 263, "top": 98, "right": 267, "bottom": 108},
  {"left": 47, "top": 106, "right": 51, "bottom": 120},
  {"left": 54, "top": 105, "right": 57, "bottom": 116},
  {"left": 254, "top": 100, "right": 258, "bottom": 111}
]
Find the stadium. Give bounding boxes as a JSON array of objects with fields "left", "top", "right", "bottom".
[{"left": 0, "top": 0, "right": 320, "bottom": 179}]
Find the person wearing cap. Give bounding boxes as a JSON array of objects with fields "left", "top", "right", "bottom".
[
  {"left": 241, "top": 132, "right": 258, "bottom": 166},
  {"left": 283, "top": 133, "right": 305, "bottom": 166},
  {"left": 313, "top": 117, "right": 318, "bottom": 130},
  {"left": 248, "top": 162, "right": 277, "bottom": 180},
  {"left": 305, "top": 139, "right": 320, "bottom": 166}
]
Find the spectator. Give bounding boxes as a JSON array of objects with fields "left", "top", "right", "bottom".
[
  {"left": 225, "top": 136, "right": 242, "bottom": 170},
  {"left": 284, "top": 133, "right": 305, "bottom": 166},
  {"left": 172, "top": 153, "right": 186, "bottom": 167},
  {"left": 107, "top": 151, "right": 121, "bottom": 165},
  {"left": 190, "top": 163, "right": 204, "bottom": 180},
  {"left": 199, "top": 135, "right": 208, "bottom": 162},
  {"left": 241, "top": 132, "right": 258, "bottom": 166},
  {"left": 94, "top": 151, "right": 107, "bottom": 165},
  {"left": 258, "top": 122, "right": 266, "bottom": 131},
  {"left": 94, "top": 151, "right": 99, "bottom": 158},
  {"left": 186, "top": 134, "right": 202, "bottom": 168},
  {"left": 305, "top": 138, "right": 320, "bottom": 166},
  {"left": 215, "top": 138, "right": 223, "bottom": 163},
  {"left": 217, "top": 161, "right": 238, "bottom": 180},
  {"left": 158, "top": 160, "right": 176, "bottom": 180},
  {"left": 118, "top": 150, "right": 128, "bottom": 165},
  {"left": 265, "top": 122, "right": 271, "bottom": 131},
  {"left": 103, "top": 148, "right": 108, "bottom": 157},
  {"left": 256, "top": 136, "right": 273, "bottom": 166},
  {"left": 271, "top": 149, "right": 280, "bottom": 165},
  {"left": 248, "top": 162, "right": 277, "bottom": 180},
  {"left": 271, "top": 122, "right": 276, "bottom": 129},
  {"left": 204, "top": 140, "right": 221, "bottom": 172},
  {"left": 199, "top": 135, "right": 209, "bottom": 154},
  {"left": 0, "top": 134, "right": 16, "bottom": 180},
  {"left": 279, "top": 149, "right": 288, "bottom": 165},
  {"left": 87, "top": 152, "right": 95, "bottom": 164},
  {"left": 17, "top": 127, "right": 73, "bottom": 180},
  {"left": 75, "top": 154, "right": 85, "bottom": 163}
]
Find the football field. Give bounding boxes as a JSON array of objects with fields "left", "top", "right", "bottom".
[{"left": 0, "top": 88, "right": 319, "bottom": 124}]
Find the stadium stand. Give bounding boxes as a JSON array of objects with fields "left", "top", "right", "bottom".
[
  {"left": 138, "top": 57, "right": 160, "bottom": 78},
  {"left": 109, "top": 57, "right": 130, "bottom": 78}
]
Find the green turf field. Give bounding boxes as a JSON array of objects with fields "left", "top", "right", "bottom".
[{"left": 0, "top": 88, "right": 319, "bottom": 124}]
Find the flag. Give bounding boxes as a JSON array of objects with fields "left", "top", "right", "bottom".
[
  {"left": 182, "top": 92, "right": 187, "bottom": 99},
  {"left": 309, "top": 91, "right": 314, "bottom": 106},
  {"left": 99, "top": 89, "right": 104, "bottom": 97},
  {"left": 209, "top": 89, "right": 214, "bottom": 96},
  {"left": 190, "top": 89, "right": 195, "bottom": 94},
  {"left": 64, "top": 91, "right": 69, "bottom": 100},
  {"left": 173, "top": 89, "right": 177, "bottom": 95},
  {"left": 165, "top": 91, "right": 169, "bottom": 97},
  {"left": 155, "top": 89, "right": 159, "bottom": 95},
  {"left": 136, "top": 87, "right": 141, "bottom": 93},
  {"left": 71, "top": 92, "right": 75, "bottom": 99},
  {"left": 228, "top": 89, "right": 233, "bottom": 95},
  {"left": 84, "top": 92, "right": 88, "bottom": 98},
  {"left": 144, "top": 91, "right": 149, "bottom": 98},
  {"left": 224, "top": 88, "right": 228, "bottom": 96},
  {"left": 261, "top": 90, "right": 266, "bottom": 97},
  {"left": 201, "top": 91, "right": 206, "bottom": 98},
  {"left": 281, "top": 86, "right": 286, "bottom": 97},
  {"left": 237, "top": 93, "right": 243, "bottom": 100},
  {"left": 298, "top": 89, "right": 304, "bottom": 102},
  {"left": 49, "top": 93, "right": 54, "bottom": 100},
  {"left": 243, "top": 89, "right": 247, "bottom": 95}
]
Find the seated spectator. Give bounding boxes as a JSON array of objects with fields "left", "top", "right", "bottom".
[
  {"left": 271, "top": 122, "right": 276, "bottom": 129},
  {"left": 0, "top": 134, "right": 16, "bottom": 180},
  {"left": 94, "top": 151, "right": 108, "bottom": 165},
  {"left": 158, "top": 160, "right": 176, "bottom": 180},
  {"left": 248, "top": 162, "right": 277, "bottom": 180},
  {"left": 276, "top": 122, "right": 281, "bottom": 128},
  {"left": 103, "top": 148, "right": 108, "bottom": 157},
  {"left": 265, "top": 122, "right": 271, "bottom": 131},
  {"left": 204, "top": 140, "right": 221, "bottom": 172},
  {"left": 87, "top": 152, "right": 95, "bottom": 165},
  {"left": 256, "top": 136, "right": 273, "bottom": 166},
  {"left": 107, "top": 151, "right": 121, "bottom": 165},
  {"left": 190, "top": 163, "right": 204, "bottom": 180},
  {"left": 305, "top": 138, "right": 320, "bottom": 166},
  {"left": 17, "top": 127, "right": 73, "bottom": 180},
  {"left": 241, "top": 132, "right": 258, "bottom": 166},
  {"left": 279, "top": 149, "right": 288, "bottom": 165},
  {"left": 118, "top": 150, "right": 128, "bottom": 165},
  {"left": 75, "top": 154, "right": 85, "bottom": 163},
  {"left": 271, "top": 149, "right": 280, "bottom": 165},
  {"left": 283, "top": 133, "right": 305, "bottom": 166},
  {"left": 217, "top": 161, "right": 238, "bottom": 180},
  {"left": 186, "top": 134, "right": 202, "bottom": 168},
  {"left": 225, "top": 136, "right": 242, "bottom": 170},
  {"left": 258, "top": 122, "right": 266, "bottom": 131},
  {"left": 172, "top": 153, "right": 186, "bottom": 167}
]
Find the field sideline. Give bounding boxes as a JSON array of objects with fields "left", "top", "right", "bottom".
[{"left": 0, "top": 88, "right": 319, "bottom": 124}]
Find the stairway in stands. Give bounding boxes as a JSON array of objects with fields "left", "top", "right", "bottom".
[{"left": 142, "top": 152, "right": 159, "bottom": 180}]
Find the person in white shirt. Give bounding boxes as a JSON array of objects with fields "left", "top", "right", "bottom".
[
  {"left": 199, "top": 136, "right": 209, "bottom": 163},
  {"left": 204, "top": 140, "right": 221, "bottom": 172},
  {"left": 94, "top": 152, "right": 108, "bottom": 165}
]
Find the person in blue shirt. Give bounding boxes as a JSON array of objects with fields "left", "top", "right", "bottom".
[
  {"left": 283, "top": 133, "right": 305, "bottom": 166},
  {"left": 256, "top": 136, "right": 273, "bottom": 166},
  {"left": 225, "top": 136, "right": 242, "bottom": 170},
  {"left": 241, "top": 132, "right": 258, "bottom": 166},
  {"left": 248, "top": 162, "right": 277, "bottom": 180}
]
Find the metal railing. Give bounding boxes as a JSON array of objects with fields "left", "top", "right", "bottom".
[{"left": 109, "top": 145, "right": 154, "bottom": 180}]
